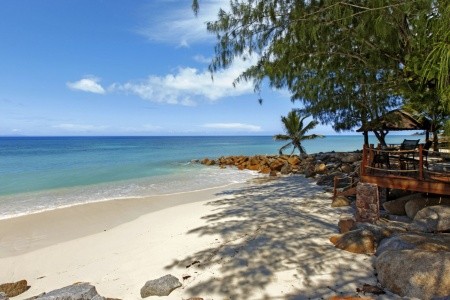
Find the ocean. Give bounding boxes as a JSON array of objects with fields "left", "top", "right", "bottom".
[{"left": 0, "top": 135, "right": 424, "bottom": 219}]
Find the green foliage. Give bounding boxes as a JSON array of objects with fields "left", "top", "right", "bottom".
[
  {"left": 274, "top": 110, "right": 323, "bottom": 155},
  {"left": 444, "top": 119, "right": 450, "bottom": 137},
  {"left": 193, "top": 0, "right": 449, "bottom": 137}
]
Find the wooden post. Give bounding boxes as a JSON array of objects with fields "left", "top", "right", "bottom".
[
  {"left": 362, "top": 145, "right": 367, "bottom": 176},
  {"left": 333, "top": 176, "right": 337, "bottom": 198},
  {"left": 418, "top": 144, "right": 424, "bottom": 180}
]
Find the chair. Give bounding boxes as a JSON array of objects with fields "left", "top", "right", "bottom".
[
  {"left": 400, "top": 139, "right": 420, "bottom": 151},
  {"left": 422, "top": 140, "right": 432, "bottom": 169},
  {"left": 372, "top": 146, "right": 390, "bottom": 169},
  {"left": 399, "top": 139, "right": 420, "bottom": 169}
]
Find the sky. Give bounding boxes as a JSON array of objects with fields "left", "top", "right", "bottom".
[{"left": 0, "top": 0, "right": 339, "bottom": 136}]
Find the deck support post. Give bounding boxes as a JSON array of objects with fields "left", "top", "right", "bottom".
[{"left": 355, "top": 182, "right": 380, "bottom": 223}]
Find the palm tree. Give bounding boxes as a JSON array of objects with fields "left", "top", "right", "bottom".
[{"left": 274, "top": 110, "right": 323, "bottom": 156}]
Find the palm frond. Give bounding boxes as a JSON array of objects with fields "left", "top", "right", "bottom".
[
  {"left": 273, "top": 134, "right": 291, "bottom": 141},
  {"left": 302, "top": 134, "right": 324, "bottom": 140}
]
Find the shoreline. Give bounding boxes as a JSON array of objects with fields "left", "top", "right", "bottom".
[
  {"left": 0, "top": 174, "right": 384, "bottom": 300},
  {"left": 0, "top": 182, "right": 245, "bottom": 258}
]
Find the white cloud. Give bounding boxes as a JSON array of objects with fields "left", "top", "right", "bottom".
[
  {"left": 193, "top": 55, "right": 211, "bottom": 64},
  {"left": 111, "top": 56, "right": 255, "bottom": 105},
  {"left": 67, "top": 77, "right": 106, "bottom": 94},
  {"left": 118, "top": 124, "right": 163, "bottom": 133},
  {"left": 53, "top": 123, "right": 107, "bottom": 132},
  {"left": 137, "top": 0, "right": 229, "bottom": 46},
  {"left": 203, "top": 123, "right": 262, "bottom": 132}
]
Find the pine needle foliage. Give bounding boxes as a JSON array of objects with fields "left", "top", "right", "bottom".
[{"left": 192, "top": 0, "right": 448, "bottom": 137}]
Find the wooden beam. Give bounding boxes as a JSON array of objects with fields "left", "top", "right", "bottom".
[{"left": 361, "top": 175, "right": 450, "bottom": 195}]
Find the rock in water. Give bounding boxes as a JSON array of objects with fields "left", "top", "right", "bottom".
[
  {"left": 376, "top": 250, "right": 450, "bottom": 299},
  {"left": 140, "top": 274, "right": 182, "bottom": 298},
  {"left": 0, "top": 280, "right": 29, "bottom": 297},
  {"left": 408, "top": 205, "right": 450, "bottom": 233},
  {"left": 34, "top": 283, "right": 104, "bottom": 300}
]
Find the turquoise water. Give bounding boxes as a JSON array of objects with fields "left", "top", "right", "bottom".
[{"left": 0, "top": 135, "right": 424, "bottom": 219}]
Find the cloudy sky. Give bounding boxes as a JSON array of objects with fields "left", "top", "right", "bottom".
[{"left": 0, "top": 0, "right": 335, "bottom": 136}]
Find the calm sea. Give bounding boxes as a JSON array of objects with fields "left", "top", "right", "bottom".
[{"left": 0, "top": 135, "right": 424, "bottom": 219}]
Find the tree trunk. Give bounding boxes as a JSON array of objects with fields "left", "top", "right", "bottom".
[
  {"left": 373, "top": 130, "right": 387, "bottom": 146},
  {"left": 433, "top": 130, "right": 439, "bottom": 151},
  {"left": 363, "top": 131, "right": 369, "bottom": 145}
]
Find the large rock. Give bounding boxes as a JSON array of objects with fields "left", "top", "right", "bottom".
[
  {"left": 316, "top": 174, "right": 335, "bottom": 187},
  {"left": 287, "top": 156, "right": 300, "bottom": 166},
  {"left": 314, "top": 163, "right": 327, "bottom": 174},
  {"left": 280, "top": 163, "right": 292, "bottom": 175},
  {"left": 408, "top": 205, "right": 450, "bottom": 232},
  {"left": 338, "top": 218, "right": 356, "bottom": 233},
  {"left": 34, "top": 283, "right": 104, "bottom": 300},
  {"left": 376, "top": 232, "right": 450, "bottom": 256},
  {"left": 382, "top": 194, "right": 419, "bottom": 215},
  {"left": 340, "top": 153, "right": 361, "bottom": 163},
  {"left": 0, "top": 280, "right": 29, "bottom": 297},
  {"left": 405, "top": 197, "right": 450, "bottom": 219},
  {"left": 376, "top": 250, "right": 450, "bottom": 299},
  {"left": 329, "top": 229, "right": 376, "bottom": 254},
  {"left": 331, "top": 196, "right": 350, "bottom": 207},
  {"left": 339, "top": 163, "right": 353, "bottom": 173},
  {"left": 140, "top": 274, "right": 181, "bottom": 298},
  {"left": 355, "top": 223, "right": 393, "bottom": 242}
]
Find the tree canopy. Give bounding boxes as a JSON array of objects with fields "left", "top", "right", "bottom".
[{"left": 193, "top": 0, "right": 449, "bottom": 142}]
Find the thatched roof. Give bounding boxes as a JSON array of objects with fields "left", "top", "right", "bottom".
[{"left": 356, "top": 109, "right": 432, "bottom": 132}]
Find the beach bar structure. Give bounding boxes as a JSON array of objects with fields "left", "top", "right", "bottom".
[
  {"left": 356, "top": 109, "right": 433, "bottom": 141},
  {"left": 337, "top": 109, "right": 450, "bottom": 223},
  {"left": 360, "top": 144, "right": 450, "bottom": 195},
  {"left": 356, "top": 108, "right": 449, "bottom": 194}
]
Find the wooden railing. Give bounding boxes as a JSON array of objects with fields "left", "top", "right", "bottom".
[{"left": 361, "top": 144, "right": 450, "bottom": 195}]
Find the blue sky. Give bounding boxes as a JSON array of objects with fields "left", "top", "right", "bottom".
[{"left": 0, "top": 0, "right": 338, "bottom": 136}]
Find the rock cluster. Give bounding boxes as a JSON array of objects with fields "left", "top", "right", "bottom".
[
  {"left": 0, "top": 275, "right": 183, "bottom": 300},
  {"left": 200, "top": 152, "right": 362, "bottom": 182},
  {"left": 383, "top": 193, "right": 450, "bottom": 219},
  {"left": 332, "top": 213, "right": 450, "bottom": 299}
]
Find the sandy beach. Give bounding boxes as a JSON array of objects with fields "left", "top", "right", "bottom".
[{"left": 0, "top": 176, "right": 382, "bottom": 299}]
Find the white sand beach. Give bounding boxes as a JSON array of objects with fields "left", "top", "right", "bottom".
[{"left": 0, "top": 176, "right": 381, "bottom": 300}]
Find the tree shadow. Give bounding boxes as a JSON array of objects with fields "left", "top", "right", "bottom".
[{"left": 165, "top": 176, "right": 379, "bottom": 299}]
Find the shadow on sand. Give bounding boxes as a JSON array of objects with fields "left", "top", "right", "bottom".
[{"left": 165, "top": 175, "right": 378, "bottom": 299}]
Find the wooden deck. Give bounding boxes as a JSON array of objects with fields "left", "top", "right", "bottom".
[{"left": 360, "top": 144, "right": 450, "bottom": 196}]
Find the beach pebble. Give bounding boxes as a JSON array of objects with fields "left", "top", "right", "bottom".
[{"left": 140, "top": 274, "right": 181, "bottom": 298}]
